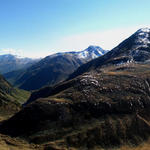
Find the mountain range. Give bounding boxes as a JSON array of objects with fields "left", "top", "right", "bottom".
[
  {"left": 68, "top": 28, "right": 150, "bottom": 80},
  {"left": 26, "top": 27, "right": 150, "bottom": 105},
  {"left": 1, "top": 28, "right": 150, "bottom": 149},
  {"left": 4, "top": 45, "right": 108, "bottom": 91},
  {"left": 0, "top": 54, "right": 40, "bottom": 74}
]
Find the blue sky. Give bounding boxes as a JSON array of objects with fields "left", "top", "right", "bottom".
[{"left": 0, "top": 0, "right": 150, "bottom": 58}]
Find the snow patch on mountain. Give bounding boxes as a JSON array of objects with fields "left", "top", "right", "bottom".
[
  {"left": 134, "top": 28, "right": 150, "bottom": 49},
  {"left": 138, "top": 28, "right": 150, "bottom": 33},
  {"left": 77, "top": 45, "right": 108, "bottom": 60},
  {"left": 51, "top": 45, "right": 108, "bottom": 61},
  {"left": 78, "top": 50, "right": 88, "bottom": 59}
]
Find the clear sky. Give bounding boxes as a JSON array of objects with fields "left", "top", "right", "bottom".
[{"left": 0, "top": 0, "right": 150, "bottom": 58}]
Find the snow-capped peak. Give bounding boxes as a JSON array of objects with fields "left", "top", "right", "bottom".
[
  {"left": 137, "top": 28, "right": 150, "bottom": 33},
  {"left": 77, "top": 45, "right": 108, "bottom": 59},
  {"left": 133, "top": 28, "right": 150, "bottom": 49}
]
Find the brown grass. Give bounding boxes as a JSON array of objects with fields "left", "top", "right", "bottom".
[{"left": 0, "top": 134, "right": 41, "bottom": 150}]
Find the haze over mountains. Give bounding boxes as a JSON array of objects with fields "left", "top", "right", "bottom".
[
  {"left": 4, "top": 45, "right": 108, "bottom": 91},
  {"left": 1, "top": 28, "right": 150, "bottom": 149},
  {"left": 0, "top": 54, "right": 40, "bottom": 74}
]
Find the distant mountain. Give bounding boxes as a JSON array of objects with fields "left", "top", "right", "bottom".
[
  {"left": 4, "top": 46, "right": 108, "bottom": 91},
  {"left": 0, "top": 54, "right": 40, "bottom": 74},
  {"left": 68, "top": 28, "right": 150, "bottom": 80},
  {"left": 63, "top": 45, "right": 107, "bottom": 60}
]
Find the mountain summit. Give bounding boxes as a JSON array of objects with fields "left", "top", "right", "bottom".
[
  {"left": 4, "top": 46, "right": 107, "bottom": 91},
  {"left": 76, "top": 45, "right": 107, "bottom": 59},
  {"left": 69, "top": 28, "right": 150, "bottom": 80},
  {"left": 133, "top": 28, "right": 150, "bottom": 50},
  {"left": 52, "top": 45, "right": 107, "bottom": 60}
]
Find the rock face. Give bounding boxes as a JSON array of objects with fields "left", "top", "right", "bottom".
[
  {"left": 2, "top": 63, "right": 150, "bottom": 149},
  {"left": 4, "top": 46, "right": 107, "bottom": 91}
]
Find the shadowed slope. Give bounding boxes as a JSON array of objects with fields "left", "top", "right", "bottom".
[
  {"left": 4, "top": 46, "right": 107, "bottom": 91},
  {"left": 1, "top": 63, "right": 150, "bottom": 149}
]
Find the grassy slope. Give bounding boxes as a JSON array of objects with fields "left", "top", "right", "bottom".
[
  {"left": 0, "top": 134, "right": 38, "bottom": 150},
  {"left": 0, "top": 88, "right": 30, "bottom": 122},
  {"left": 0, "top": 76, "right": 31, "bottom": 148},
  {"left": 0, "top": 74, "right": 30, "bottom": 121}
]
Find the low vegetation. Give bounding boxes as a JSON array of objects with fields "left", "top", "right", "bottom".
[
  {"left": 1, "top": 63, "right": 150, "bottom": 149},
  {"left": 0, "top": 74, "right": 30, "bottom": 121}
]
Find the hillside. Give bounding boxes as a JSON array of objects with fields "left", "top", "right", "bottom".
[
  {"left": 0, "top": 74, "right": 30, "bottom": 121},
  {"left": 4, "top": 46, "right": 107, "bottom": 91},
  {"left": 2, "top": 63, "right": 150, "bottom": 150},
  {"left": 2, "top": 28, "right": 150, "bottom": 149}
]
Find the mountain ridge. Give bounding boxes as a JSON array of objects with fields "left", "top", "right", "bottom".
[
  {"left": 68, "top": 28, "right": 150, "bottom": 80},
  {"left": 2, "top": 28, "right": 150, "bottom": 149},
  {"left": 0, "top": 54, "right": 40, "bottom": 74},
  {"left": 4, "top": 45, "right": 108, "bottom": 91}
]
